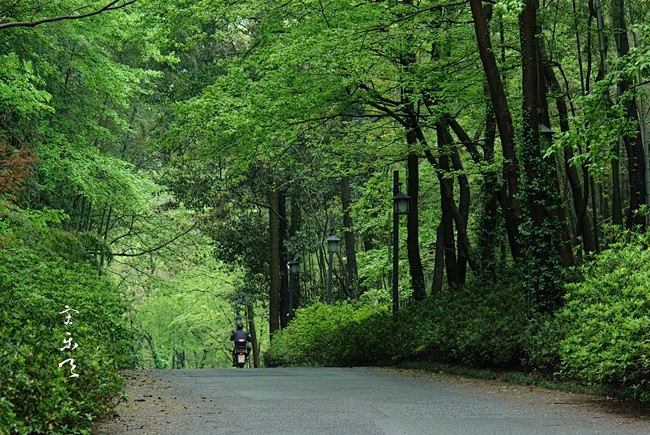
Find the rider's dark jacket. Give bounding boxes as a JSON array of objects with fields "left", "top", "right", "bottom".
[{"left": 230, "top": 330, "right": 251, "bottom": 342}]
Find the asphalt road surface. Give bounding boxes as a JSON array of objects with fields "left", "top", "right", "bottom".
[{"left": 94, "top": 367, "right": 649, "bottom": 434}]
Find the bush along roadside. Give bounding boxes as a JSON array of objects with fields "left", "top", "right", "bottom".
[
  {"left": 265, "top": 246, "right": 650, "bottom": 403},
  {"left": 0, "top": 209, "right": 137, "bottom": 433},
  {"left": 264, "top": 302, "right": 394, "bottom": 367},
  {"left": 556, "top": 233, "right": 650, "bottom": 402}
]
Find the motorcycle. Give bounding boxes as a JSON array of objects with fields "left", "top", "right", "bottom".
[{"left": 233, "top": 338, "right": 249, "bottom": 368}]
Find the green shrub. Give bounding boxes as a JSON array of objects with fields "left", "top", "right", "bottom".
[
  {"left": 264, "top": 302, "right": 394, "bottom": 367},
  {"left": 0, "top": 210, "right": 136, "bottom": 433},
  {"left": 558, "top": 239, "right": 650, "bottom": 401},
  {"left": 401, "top": 270, "right": 528, "bottom": 368},
  {"left": 521, "top": 314, "right": 566, "bottom": 372}
]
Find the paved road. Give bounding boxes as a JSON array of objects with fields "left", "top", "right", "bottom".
[{"left": 95, "top": 367, "right": 649, "bottom": 434}]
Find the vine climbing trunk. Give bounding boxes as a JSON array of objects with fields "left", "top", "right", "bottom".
[{"left": 519, "top": 0, "right": 570, "bottom": 311}]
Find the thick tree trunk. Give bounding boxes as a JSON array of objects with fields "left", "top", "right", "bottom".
[
  {"left": 398, "top": 18, "right": 427, "bottom": 301},
  {"left": 482, "top": 98, "right": 499, "bottom": 276},
  {"left": 526, "top": 6, "right": 574, "bottom": 268},
  {"left": 520, "top": 0, "right": 542, "bottom": 203},
  {"left": 520, "top": 0, "right": 572, "bottom": 310}
]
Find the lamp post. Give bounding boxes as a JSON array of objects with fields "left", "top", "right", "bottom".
[
  {"left": 326, "top": 234, "right": 340, "bottom": 304},
  {"left": 392, "top": 170, "right": 410, "bottom": 316},
  {"left": 287, "top": 257, "right": 300, "bottom": 319}
]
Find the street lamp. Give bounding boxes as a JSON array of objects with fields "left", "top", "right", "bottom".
[
  {"left": 394, "top": 192, "right": 410, "bottom": 215},
  {"left": 539, "top": 123, "right": 554, "bottom": 152},
  {"left": 326, "top": 234, "right": 340, "bottom": 304},
  {"left": 392, "top": 170, "right": 410, "bottom": 316},
  {"left": 287, "top": 257, "right": 300, "bottom": 319},
  {"left": 538, "top": 123, "right": 554, "bottom": 138}
]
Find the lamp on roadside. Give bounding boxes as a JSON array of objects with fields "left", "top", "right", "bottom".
[
  {"left": 392, "top": 171, "right": 410, "bottom": 316},
  {"left": 326, "top": 234, "right": 340, "bottom": 304}
]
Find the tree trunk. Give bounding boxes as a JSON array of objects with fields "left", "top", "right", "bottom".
[
  {"left": 398, "top": 13, "right": 426, "bottom": 301},
  {"left": 469, "top": 0, "right": 522, "bottom": 261},
  {"left": 407, "top": 144, "right": 426, "bottom": 300},
  {"left": 246, "top": 303, "right": 260, "bottom": 368},
  {"left": 520, "top": 0, "right": 542, "bottom": 200},
  {"left": 431, "top": 222, "right": 444, "bottom": 295},
  {"left": 449, "top": 127, "right": 470, "bottom": 284},
  {"left": 278, "top": 191, "right": 289, "bottom": 329},
  {"left": 592, "top": 0, "right": 623, "bottom": 226},
  {"left": 419, "top": 122, "right": 478, "bottom": 277},
  {"left": 341, "top": 176, "right": 359, "bottom": 297},
  {"left": 612, "top": 0, "right": 647, "bottom": 229},
  {"left": 481, "top": 96, "right": 499, "bottom": 277},
  {"left": 143, "top": 332, "right": 162, "bottom": 369},
  {"left": 520, "top": 0, "right": 569, "bottom": 311},
  {"left": 289, "top": 191, "right": 302, "bottom": 307},
  {"left": 268, "top": 190, "right": 281, "bottom": 335},
  {"left": 436, "top": 122, "right": 459, "bottom": 287},
  {"left": 448, "top": 112, "right": 497, "bottom": 275}
]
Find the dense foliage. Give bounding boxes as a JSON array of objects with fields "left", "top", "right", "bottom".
[
  {"left": 403, "top": 272, "right": 528, "bottom": 367},
  {"left": 0, "top": 207, "right": 137, "bottom": 433},
  {"left": 558, "top": 231, "right": 650, "bottom": 401}
]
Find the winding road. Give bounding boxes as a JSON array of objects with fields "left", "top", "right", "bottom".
[{"left": 94, "top": 367, "right": 649, "bottom": 434}]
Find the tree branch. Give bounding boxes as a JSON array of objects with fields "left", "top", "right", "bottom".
[
  {"left": 0, "top": 0, "right": 137, "bottom": 29},
  {"left": 113, "top": 222, "right": 197, "bottom": 258}
]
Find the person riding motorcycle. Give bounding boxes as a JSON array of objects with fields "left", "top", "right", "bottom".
[{"left": 230, "top": 323, "right": 251, "bottom": 365}]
